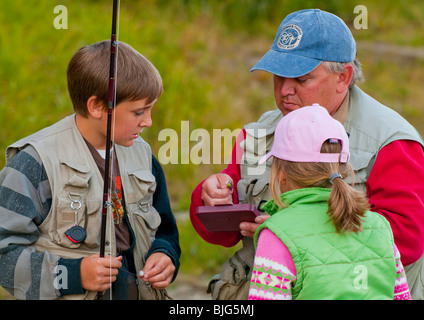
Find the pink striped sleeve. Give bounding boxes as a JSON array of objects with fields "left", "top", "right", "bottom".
[
  {"left": 393, "top": 244, "right": 411, "bottom": 300},
  {"left": 249, "top": 228, "right": 297, "bottom": 300}
]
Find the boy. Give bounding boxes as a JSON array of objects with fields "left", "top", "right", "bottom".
[{"left": 0, "top": 40, "right": 180, "bottom": 300}]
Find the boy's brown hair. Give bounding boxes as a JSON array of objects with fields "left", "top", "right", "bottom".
[{"left": 67, "top": 40, "right": 163, "bottom": 117}]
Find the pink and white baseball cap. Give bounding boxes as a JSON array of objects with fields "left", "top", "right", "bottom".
[{"left": 259, "top": 104, "right": 349, "bottom": 164}]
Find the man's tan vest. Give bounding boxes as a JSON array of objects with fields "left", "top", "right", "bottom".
[
  {"left": 6, "top": 114, "right": 167, "bottom": 300},
  {"left": 209, "top": 85, "right": 424, "bottom": 300}
]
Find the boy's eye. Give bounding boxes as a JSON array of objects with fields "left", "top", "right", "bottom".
[{"left": 135, "top": 108, "right": 149, "bottom": 116}]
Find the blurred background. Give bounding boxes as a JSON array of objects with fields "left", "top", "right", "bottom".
[{"left": 1, "top": 0, "right": 423, "bottom": 299}]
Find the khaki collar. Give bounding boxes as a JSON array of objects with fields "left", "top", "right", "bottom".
[{"left": 332, "top": 91, "right": 350, "bottom": 124}]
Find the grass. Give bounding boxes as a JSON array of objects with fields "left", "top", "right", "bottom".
[{"left": 1, "top": 0, "right": 424, "bottom": 298}]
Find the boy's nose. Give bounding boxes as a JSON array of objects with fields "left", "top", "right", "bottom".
[{"left": 141, "top": 115, "right": 152, "bottom": 128}]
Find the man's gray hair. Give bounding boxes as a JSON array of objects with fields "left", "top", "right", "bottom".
[{"left": 323, "top": 60, "right": 364, "bottom": 89}]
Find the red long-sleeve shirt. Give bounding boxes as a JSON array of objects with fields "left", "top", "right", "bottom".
[{"left": 190, "top": 129, "right": 424, "bottom": 266}]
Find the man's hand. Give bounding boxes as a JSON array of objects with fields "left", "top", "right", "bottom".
[
  {"left": 240, "top": 215, "right": 270, "bottom": 237},
  {"left": 80, "top": 254, "right": 122, "bottom": 292},
  {"left": 139, "top": 252, "right": 175, "bottom": 289},
  {"left": 201, "top": 173, "right": 233, "bottom": 206}
]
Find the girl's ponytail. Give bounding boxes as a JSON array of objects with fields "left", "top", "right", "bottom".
[{"left": 327, "top": 171, "right": 369, "bottom": 234}]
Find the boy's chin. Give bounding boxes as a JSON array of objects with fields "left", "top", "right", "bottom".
[{"left": 116, "top": 139, "right": 135, "bottom": 147}]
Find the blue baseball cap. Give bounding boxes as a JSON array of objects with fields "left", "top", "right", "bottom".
[{"left": 251, "top": 9, "right": 356, "bottom": 78}]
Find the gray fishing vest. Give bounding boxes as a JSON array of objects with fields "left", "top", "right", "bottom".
[
  {"left": 6, "top": 114, "right": 166, "bottom": 300},
  {"left": 210, "top": 85, "right": 424, "bottom": 300}
]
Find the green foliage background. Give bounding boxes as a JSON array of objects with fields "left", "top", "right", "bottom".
[{"left": 1, "top": 0, "right": 424, "bottom": 298}]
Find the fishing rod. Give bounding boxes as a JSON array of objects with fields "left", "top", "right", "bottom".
[{"left": 97, "top": 0, "right": 119, "bottom": 300}]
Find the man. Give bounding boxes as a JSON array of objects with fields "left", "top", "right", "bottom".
[{"left": 190, "top": 9, "right": 424, "bottom": 299}]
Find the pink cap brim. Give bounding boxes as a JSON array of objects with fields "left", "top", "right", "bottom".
[{"left": 258, "top": 152, "right": 273, "bottom": 165}]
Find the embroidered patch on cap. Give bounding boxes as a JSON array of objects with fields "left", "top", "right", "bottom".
[{"left": 277, "top": 24, "right": 303, "bottom": 50}]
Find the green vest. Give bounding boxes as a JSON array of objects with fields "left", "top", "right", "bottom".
[{"left": 256, "top": 188, "right": 397, "bottom": 300}]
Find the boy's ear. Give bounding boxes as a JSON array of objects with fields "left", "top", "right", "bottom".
[{"left": 86, "top": 96, "right": 105, "bottom": 119}]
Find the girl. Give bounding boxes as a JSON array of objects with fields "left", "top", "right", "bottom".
[{"left": 248, "top": 105, "right": 410, "bottom": 300}]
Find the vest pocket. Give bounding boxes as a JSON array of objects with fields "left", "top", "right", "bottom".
[
  {"left": 126, "top": 168, "right": 161, "bottom": 252},
  {"left": 128, "top": 202, "right": 161, "bottom": 248},
  {"left": 127, "top": 201, "right": 162, "bottom": 284},
  {"left": 345, "top": 150, "right": 375, "bottom": 194},
  {"left": 82, "top": 199, "right": 102, "bottom": 248},
  {"left": 237, "top": 177, "right": 271, "bottom": 211},
  {"left": 128, "top": 169, "right": 156, "bottom": 199},
  {"left": 52, "top": 195, "right": 102, "bottom": 249},
  {"left": 48, "top": 161, "right": 102, "bottom": 249},
  {"left": 53, "top": 194, "right": 87, "bottom": 248}
]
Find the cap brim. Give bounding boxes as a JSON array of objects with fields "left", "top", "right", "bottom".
[
  {"left": 258, "top": 152, "right": 273, "bottom": 165},
  {"left": 250, "top": 49, "right": 322, "bottom": 78}
]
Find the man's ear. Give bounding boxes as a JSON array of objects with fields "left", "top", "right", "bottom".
[
  {"left": 336, "top": 64, "right": 354, "bottom": 93},
  {"left": 86, "top": 96, "right": 105, "bottom": 119}
]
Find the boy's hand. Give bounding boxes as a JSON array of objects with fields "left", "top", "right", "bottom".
[
  {"left": 139, "top": 252, "right": 175, "bottom": 289},
  {"left": 80, "top": 254, "right": 122, "bottom": 292}
]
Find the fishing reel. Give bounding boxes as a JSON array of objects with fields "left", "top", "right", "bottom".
[{"left": 65, "top": 225, "right": 87, "bottom": 243}]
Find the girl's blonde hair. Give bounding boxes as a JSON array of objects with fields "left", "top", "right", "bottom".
[{"left": 269, "top": 139, "right": 369, "bottom": 234}]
